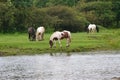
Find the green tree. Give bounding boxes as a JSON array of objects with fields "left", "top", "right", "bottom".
[
  {"left": 77, "top": 1, "right": 115, "bottom": 28},
  {"left": 11, "top": 0, "right": 33, "bottom": 8},
  {"left": 47, "top": 6, "right": 88, "bottom": 32},
  {"left": 112, "top": 1, "right": 120, "bottom": 28},
  {"left": 0, "top": 1, "right": 15, "bottom": 33}
]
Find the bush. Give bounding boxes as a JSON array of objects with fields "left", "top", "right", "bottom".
[{"left": 46, "top": 6, "right": 88, "bottom": 32}]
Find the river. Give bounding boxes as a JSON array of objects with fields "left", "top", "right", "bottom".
[{"left": 0, "top": 51, "right": 120, "bottom": 80}]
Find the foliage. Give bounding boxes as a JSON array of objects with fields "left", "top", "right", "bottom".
[
  {"left": 0, "top": 0, "right": 120, "bottom": 33},
  {"left": 46, "top": 6, "right": 88, "bottom": 32},
  {"left": 77, "top": 1, "right": 115, "bottom": 28}
]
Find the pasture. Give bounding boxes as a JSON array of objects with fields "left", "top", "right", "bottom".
[{"left": 0, "top": 29, "right": 120, "bottom": 56}]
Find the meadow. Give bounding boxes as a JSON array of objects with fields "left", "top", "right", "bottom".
[{"left": 0, "top": 28, "right": 120, "bottom": 56}]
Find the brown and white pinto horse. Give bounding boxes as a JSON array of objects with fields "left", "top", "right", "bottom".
[
  {"left": 28, "top": 27, "right": 36, "bottom": 41},
  {"left": 36, "top": 26, "right": 45, "bottom": 41},
  {"left": 49, "top": 30, "right": 71, "bottom": 48}
]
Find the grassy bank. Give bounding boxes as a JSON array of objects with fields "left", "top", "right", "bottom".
[{"left": 0, "top": 29, "right": 120, "bottom": 56}]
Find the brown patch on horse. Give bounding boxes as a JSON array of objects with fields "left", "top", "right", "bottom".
[
  {"left": 62, "top": 32, "right": 69, "bottom": 38},
  {"left": 62, "top": 31, "right": 71, "bottom": 43},
  {"left": 38, "top": 32, "right": 41, "bottom": 35},
  {"left": 53, "top": 37, "right": 58, "bottom": 40}
]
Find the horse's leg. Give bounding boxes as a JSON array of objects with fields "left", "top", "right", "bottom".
[
  {"left": 28, "top": 33, "right": 31, "bottom": 41},
  {"left": 28, "top": 33, "right": 30, "bottom": 40},
  {"left": 32, "top": 34, "right": 35, "bottom": 41},
  {"left": 58, "top": 39, "right": 62, "bottom": 48},
  {"left": 92, "top": 28, "right": 94, "bottom": 33},
  {"left": 42, "top": 33, "right": 44, "bottom": 40},
  {"left": 89, "top": 29, "right": 91, "bottom": 33},
  {"left": 93, "top": 28, "right": 95, "bottom": 33},
  {"left": 66, "top": 38, "right": 70, "bottom": 47},
  {"left": 91, "top": 29, "right": 93, "bottom": 33},
  {"left": 39, "top": 35, "right": 41, "bottom": 41},
  {"left": 36, "top": 33, "right": 38, "bottom": 41},
  {"left": 41, "top": 33, "right": 44, "bottom": 40},
  {"left": 38, "top": 33, "right": 41, "bottom": 41},
  {"left": 53, "top": 40, "right": 56, "bottom": 48}
]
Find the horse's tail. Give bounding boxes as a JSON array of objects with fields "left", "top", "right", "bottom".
[{"left": 96, "top": 26, "right": 99, "bottom": 33}]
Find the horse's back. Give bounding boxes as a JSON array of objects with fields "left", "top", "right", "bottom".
[
  {"left": 50, "top": 31, "right": 61, "bottom": 40},
  {"left": 88, "top": 24, "right": 96, "bottom": 29},
  {"left": 37, "top": 26, "right": 45, "bottom": 33}
]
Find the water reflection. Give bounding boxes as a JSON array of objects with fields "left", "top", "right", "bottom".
[
  {"left": 50, "top": 52, "right": 71, "bottom": 56},
  {"left": 0, "top": 51, "right": 120, "bottom": 80}
]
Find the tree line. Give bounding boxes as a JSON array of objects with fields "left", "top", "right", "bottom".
[{"left": 0, "top": 0, "right": 120, "bottom": 33}]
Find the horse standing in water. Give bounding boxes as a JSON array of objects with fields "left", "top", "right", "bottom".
[
  {"left": 49, "top": 30, "right": 71, "bottom": 48},
  {"left": 36, "top": 26, "right": 45, "bottom": 41},
  {"left": 86, "top": 24, "right": 99, "bottom": 33},
  {"left": 28, "top": 27, "right": 36, "bottom": 41}
]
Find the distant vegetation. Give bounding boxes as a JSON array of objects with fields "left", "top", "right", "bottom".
[{"left": 0, "top": 0, "right": 120, "bottom": 33}]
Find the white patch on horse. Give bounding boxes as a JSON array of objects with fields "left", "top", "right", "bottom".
[{"left": 36, "top": 26, "right": 45, "bottom": 41}]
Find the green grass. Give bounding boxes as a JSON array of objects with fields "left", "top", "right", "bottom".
[{"left": 0, "top": 29, "right": 120, "bottom": 56}]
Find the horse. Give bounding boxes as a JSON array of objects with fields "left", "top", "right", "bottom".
[
  {"left": 28, "top": 27, "right": 36, "bottom": 41},
  {"left": 86, "top": 24, "right": 99, "bottom": 33},
  {"left": 49, "top": 30, "right": 71, "bottom": 48},
  {"left": 36, "top": 26, "right": 45, "bottom": 41}
]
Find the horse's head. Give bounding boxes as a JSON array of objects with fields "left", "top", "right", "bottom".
[
  {"left": 49, "top": 40, "right": 53, "bottom": 48},
  {"left": 62, "top": 30, "right": 71, "bottom": 43},
  {"left": 60, "top": 31, "right": 69, "bottom": 39}
]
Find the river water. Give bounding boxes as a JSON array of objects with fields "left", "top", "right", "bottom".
[{"left": 0, "top": 51, "right": 120, "bottom": 80}]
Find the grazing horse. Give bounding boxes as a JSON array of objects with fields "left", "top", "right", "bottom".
[
  {"left": 49, "top": 30, "right": 71, "bottom": 48},
  {"left": 28, "top": 27, "right": 36, "bottom": 41},
  {"left": 36, "top": 26, "right": 45, "bottom": 41},
  {"left": 87, "top": 24, "right": 99, "bottom": 33}
]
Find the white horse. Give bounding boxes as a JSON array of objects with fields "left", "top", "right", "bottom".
[
  {"left": 36, "top": 26, "right": 45, "bottom": 41},
  {"left": 87, "top": 24, "right": 99, "bottom": 33},
  {"left": 49, "top": 30, "right": 71, "bottom": 48}
]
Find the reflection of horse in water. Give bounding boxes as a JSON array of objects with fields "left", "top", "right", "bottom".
[
  {"left": 36, "top": 26, "right": 45, "bottom": 41},
  {"left": 85, "top": 24, "right": 99, "bottom": 33},
  {"left": 49, "top": 30, "right": 71, "bottom": 48},
  {"left": 28, "top": 27, "right": 36, "bottom": 41}
]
